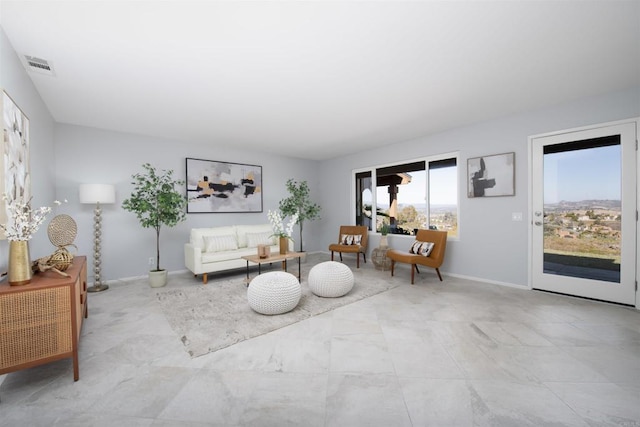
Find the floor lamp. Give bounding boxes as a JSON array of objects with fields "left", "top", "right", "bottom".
[{"left": 79, "top": 184, "right": 116, "bottom": 292}]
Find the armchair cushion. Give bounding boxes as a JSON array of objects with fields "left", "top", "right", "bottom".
[
  {"left": 409, "top": 240, "right": 435, "bottom": 257},
  {"left": 340, "top": 234, "right": 362, "bottom": 245}
]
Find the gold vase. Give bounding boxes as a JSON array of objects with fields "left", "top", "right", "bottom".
[
  {"left": 9, "top": 240, "right": 32, "bottom": 286},
  {"left": 279, "top": 237, "right": 288, "bottom": 255}
]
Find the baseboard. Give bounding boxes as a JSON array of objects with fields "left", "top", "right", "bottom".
[{"left": 443, "top": 272, "right": 528, "bottom": 289}]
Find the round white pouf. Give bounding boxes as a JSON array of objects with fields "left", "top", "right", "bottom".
[
  {"left": 247, "top": 271, "right": 301, "bottom": 315},
  {"left": 308, "top": 261, "right": 354, "bottom": 298}
]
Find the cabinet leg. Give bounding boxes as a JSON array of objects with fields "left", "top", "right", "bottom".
[{"left": 73, "top": 353, "right": 79, "bottom": 381}]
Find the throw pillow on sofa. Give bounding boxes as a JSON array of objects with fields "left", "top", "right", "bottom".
[
  {"left": 204, "top": 235, "right": 238, "bottom": 252},
  {"left": 246, "top": 231, "right": 275, "bottom": 248}
]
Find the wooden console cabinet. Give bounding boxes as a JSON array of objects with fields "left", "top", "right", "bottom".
[{"left": 0, "top": 256, "right": 87, "bottom": 381}]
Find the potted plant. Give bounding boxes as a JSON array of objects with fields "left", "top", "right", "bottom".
[
  {"left": 379, "top": 222, "right": 390, "bottom": 248},
  {"left": 122, "top": 163, "right": 187, "bottom": 287},
  {"left": 267, "top": 209, "right": 299, "bottom": 254},
  {"left": 278, "top": 179, "right": 321, "bottom": 252}
]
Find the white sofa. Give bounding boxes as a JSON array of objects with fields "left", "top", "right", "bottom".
[{"left": 184, "top": 224, "right": 288, "bottom": 284}]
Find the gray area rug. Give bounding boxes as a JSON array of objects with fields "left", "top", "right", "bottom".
[{"left": 156, "top": 253, "right": 400, "bottom": 358}]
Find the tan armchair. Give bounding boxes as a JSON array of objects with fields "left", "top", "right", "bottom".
[
  {"left": 328, "top": 225, "right": 368, "bottom": 268},
  {"left": 387, "top": 229, "right": 447, "bottom": 284}
]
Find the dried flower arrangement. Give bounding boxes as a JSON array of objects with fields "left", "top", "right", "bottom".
[{"left": 0, "top": 195, "right": 60, "bottom": 241}]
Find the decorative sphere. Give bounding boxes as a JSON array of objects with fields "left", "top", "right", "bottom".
[{"left": 94, "top": 266, "right": 101, "bottom": 274}]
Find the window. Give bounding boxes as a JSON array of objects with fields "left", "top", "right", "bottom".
[
  {"left": 428, "top": 158, "right": 458, "bottom": 237},
  {"left": 354, "top": 154, "right": 458, "bottom": 237}
]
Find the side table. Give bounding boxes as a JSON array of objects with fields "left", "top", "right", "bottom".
[{"left": 371, "top": 246, "right": 392, "bottom": 271}]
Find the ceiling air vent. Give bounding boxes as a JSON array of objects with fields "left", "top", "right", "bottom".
[{"left": 22, "top": 55, "right": 55, "bottom": 76}]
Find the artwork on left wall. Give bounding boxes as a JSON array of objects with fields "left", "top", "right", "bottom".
[
  {"left": 185, "top": 157, "right": 263, "bottom": 213},
  {"left": 1, "top": 90, "right": 31, "bottom": 239}
]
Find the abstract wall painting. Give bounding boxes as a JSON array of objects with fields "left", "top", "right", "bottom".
[
  {"left": 185, "top": 157, "right": 262, "bottom": 213},
  {"left": 467, "top": 152, "right": 515, "bottom": 198},
  {"left": 1, "top": 90, "right": 31, "bottom": 239}
]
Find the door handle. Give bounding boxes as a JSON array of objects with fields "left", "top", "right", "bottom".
[{"left": 534, "top": 221, "right": 542, "bottom": 226}]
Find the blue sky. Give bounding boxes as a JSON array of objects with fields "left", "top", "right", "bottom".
[{"left": 544, "top": 144, "right": 621, "bottom": 204}]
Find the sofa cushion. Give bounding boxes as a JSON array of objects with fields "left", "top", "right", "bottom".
[
  {"left": 201, "top": 246, "right": 275, "bottom": 264},
  {"left": 236, "top": 224, "right": 273, "bottom": 248},
  {"left": 246, "top": 231, "right": 275, "bottom": 248},
  {"left": 190, "top": 226, "right": 237, "bottom": 251},
  {"left": 204, "top": 235, "right": 238, "bottom": 253}
]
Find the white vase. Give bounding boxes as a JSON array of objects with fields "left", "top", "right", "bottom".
[{"left": 380, "top": 235, "right": 388, "bottom": 249}]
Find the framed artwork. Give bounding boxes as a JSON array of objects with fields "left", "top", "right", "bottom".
[
  {"left": 1, "top": 90, "right": 31, "bottom": 239},
  {"left": 185, "top": 157, "right": 263, "bottom": 213},
  {"left": 467, "top": 152, "right": 515, "bottom": 198}
]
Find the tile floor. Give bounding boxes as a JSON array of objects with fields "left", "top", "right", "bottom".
[{"left": 1, "top": 255, "right": 639, "bottom": 426}]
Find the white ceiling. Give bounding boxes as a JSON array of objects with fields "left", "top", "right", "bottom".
[{"left": 1, "top": 1, "right": 639, "bottom": 161}]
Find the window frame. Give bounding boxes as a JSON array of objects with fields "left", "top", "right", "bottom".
[{"left": 352, "top": 152, "right": 460, "bottom": 240}]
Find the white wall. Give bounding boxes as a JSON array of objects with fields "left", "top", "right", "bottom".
[
  {"left": 53, "top": 124, "right": 321, "bottom": 281},
  {"left": 0, "top": 28, "right": 57, "bottom": 274},
  {"left": 317, "top": 87, "right": 640, "bottom": 287}
]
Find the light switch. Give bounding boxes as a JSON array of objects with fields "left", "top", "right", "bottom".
[{"left": 512, "top": 212, "right": 523, "bottom": 221}]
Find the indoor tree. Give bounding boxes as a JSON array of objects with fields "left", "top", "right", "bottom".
[
  {"left": 279, "top": 179, "right": 321, "bottom": 252},
  {"left": 122, "top": 163, "right": 187, "bottom": 283}
]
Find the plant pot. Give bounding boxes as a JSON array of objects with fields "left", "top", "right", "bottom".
[
  {"left": 380, "top": 235, "right": 388, "bottom": 249},
  {"left": 8, "top": 240, "right": 32, "bottom": 286},
  {"left": 149, "top": 269, "right": 168, "bottom": 287}
]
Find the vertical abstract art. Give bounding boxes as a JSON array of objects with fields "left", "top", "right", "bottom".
[
  {"left": 1, "top": 90, "right": 31, "bottom": 239},
  {"left": 467, "top": 152, "right": 515, "bottom": 198}
]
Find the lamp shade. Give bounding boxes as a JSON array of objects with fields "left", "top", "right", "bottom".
[{"left": 79, "top": 184, "right": 116, "bottom": 204}]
